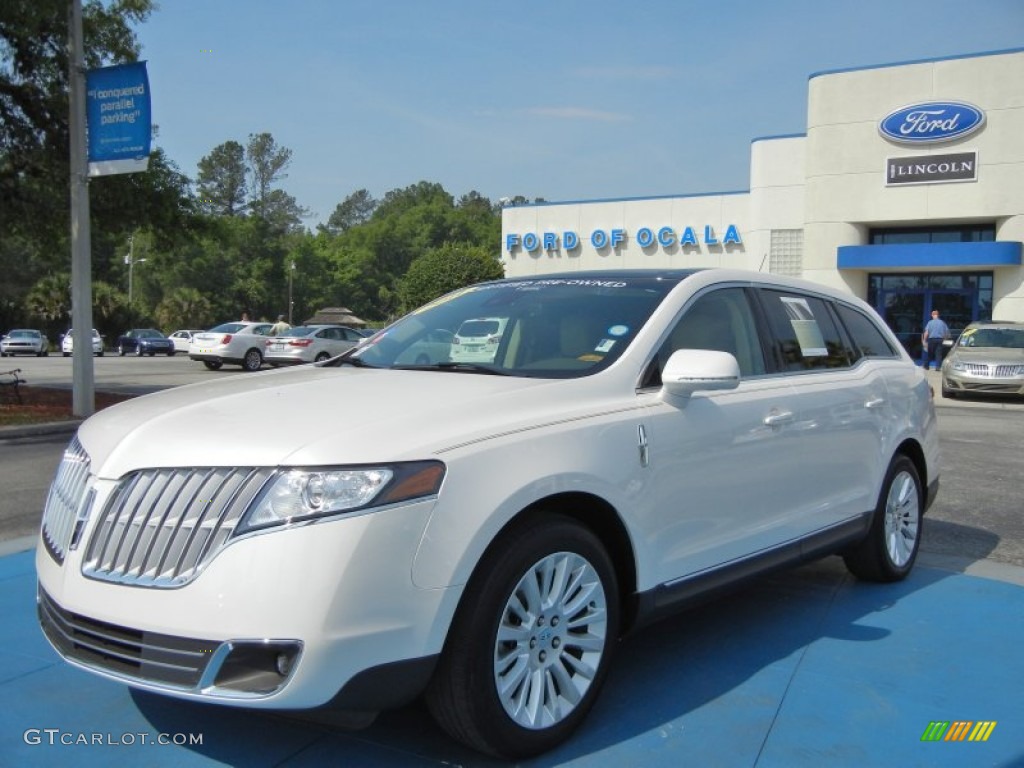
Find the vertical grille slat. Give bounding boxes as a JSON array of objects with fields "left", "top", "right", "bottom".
[
  {"left": 41, "top": 437, "right": 93, "bottom": 564},
  {"left": 84, "top": 466, "right": 274, "bottom": 588}
]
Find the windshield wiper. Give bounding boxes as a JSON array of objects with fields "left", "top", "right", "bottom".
[
  {"left": 416, "top": 362, "right": 511, "bottom": 376},
  {"left": 328, "top": 355, "right": 376, "bottom": 368}
]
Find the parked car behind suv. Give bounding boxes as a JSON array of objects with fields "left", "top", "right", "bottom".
[
  {"left": 188, "top": 321, "right": 273, "bottom": 371},
  {"left": 264, "top": 324, "right": 364, "bottom": 366},
  {"left": 116, "top": 328, "right": 176, "bottom": 356},
  {"left": 37, "top": 269, "right": 939, "bottom": 759},
  {"left": 941, "top": 320, "right": 1024, "bottom": 398},
  {"left": 0, "top": 329, "right": 49, "bottom": 357},
  {"left": 169, "top": 329, "right": 205, "bottom": 354},
  {"left": 60, "top": 328, "right": 103, "bottom": 356}
]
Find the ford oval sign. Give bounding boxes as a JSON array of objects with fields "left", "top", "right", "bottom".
[{"left": 879, "top": 101, "right": 985, "bottom": 145}]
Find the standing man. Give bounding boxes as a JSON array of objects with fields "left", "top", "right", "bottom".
[
  {"left": 271, "top": 314, "right": 291, "bottom": 336},
  {"left": 922, "top": 309, "right": 950, "bottom": 371}
]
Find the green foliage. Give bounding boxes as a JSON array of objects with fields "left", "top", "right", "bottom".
[
  {"left": 399, "top": 243, "right": 504, "bottom": 312},
  {"left": 196, "top": 141, "right": 247, "bottom": 216}
]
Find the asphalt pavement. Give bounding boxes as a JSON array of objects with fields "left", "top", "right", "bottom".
[{"left": 1, "top": 368, "right": 1022, "bottom": 766}]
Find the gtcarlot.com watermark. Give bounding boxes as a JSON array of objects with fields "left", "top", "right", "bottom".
[{"left": 24, "top": 728, "right": 203, "bottom": 747}]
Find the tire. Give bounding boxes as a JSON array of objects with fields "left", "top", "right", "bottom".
[
  {"left": 843, "top": 454, "right": 922, "bottom": 582},
  {"left": 63, "top": 352, "right": 69, "bottom": 357},
  {"left": 203, "top": 360, "right": 222, "bottom": 371},
  {"left": 426, "top": 515, "right": 619, "bottom": 759},
  {"left": 314, "top": 352, "right": 330, "bottom": 363},
  {"left": 415, "top": 353, "right": 430, "bottom": 365},
  {"left": 97, "top": 351, "right": 103, "bottom": 357},
  {"left": 242, "top": 348, "right": 262, "bottom": 372},
  {"left": 135, "top": 345, "right": 144, "bottom": 357},
  {"left": 118, "top": 345, "right": 126, "bottom": 356},
  {"left": 167, "top": 350, "right": 175, "bottom": 356}
]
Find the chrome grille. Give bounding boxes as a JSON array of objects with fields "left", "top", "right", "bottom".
[
  {"left": 960, "top": 363, "right": 1024, "bottom": 378},
  {"left": 83, "top": 467, "right": 274, "bottom": 588},
  {"left": 41, "top": 436, "right": 93, "bottom": 564}
]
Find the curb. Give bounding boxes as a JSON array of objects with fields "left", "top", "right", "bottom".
[{"left": 0, "top": 419, "right": 81, "bottom": 440}]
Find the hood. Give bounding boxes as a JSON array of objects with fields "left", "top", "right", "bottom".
[
  {"left": 948, "top": 347, "right": 1024, "bottom": 364},
  {"left": 78, "top": 366, "right": 621, "bottom": 478}
]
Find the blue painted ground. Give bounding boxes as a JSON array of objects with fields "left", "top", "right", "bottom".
[{"left": 1, "top": 546, "right": 1021, "bottom": 767}]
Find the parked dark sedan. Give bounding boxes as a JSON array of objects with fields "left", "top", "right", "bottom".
[{"left": 116, "top": 328, "right": 176, "bottom": 356}]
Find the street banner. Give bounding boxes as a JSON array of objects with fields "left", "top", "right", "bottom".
[{"left": 85, "top": 61, "right": 151, "bottom": 176}]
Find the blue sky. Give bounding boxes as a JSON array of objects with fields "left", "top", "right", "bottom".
[{"left": 135, "top": 0, "right": 1024, "bottom": 228}]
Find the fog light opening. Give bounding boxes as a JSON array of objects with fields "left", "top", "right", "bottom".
[{"left": 212, "top": 641, "right": 302, "bottom": 694}]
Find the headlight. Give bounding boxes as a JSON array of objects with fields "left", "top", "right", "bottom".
[
  {"left": 950, "top": 358, "right": 966, "bottom": 372},
  {"left": 237, "top": 461, "right": 445, "bottom": 534}
]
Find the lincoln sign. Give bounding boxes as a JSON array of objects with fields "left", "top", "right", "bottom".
[{"left": 886, "top": 152, "right": 977, "bottom": 186}]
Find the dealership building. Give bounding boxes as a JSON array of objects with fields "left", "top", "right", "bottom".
[{"left": 500, "top": 47, "right": 1024, "bottom": 359}]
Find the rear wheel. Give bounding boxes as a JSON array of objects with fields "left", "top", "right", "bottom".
[
  {"left": 426, "top": 515, "right": 619, "bottom": 759},
  {"left": 118, "top": 345, "right": 126, "bottom": 356},
  {"left": 203, "top": 360, "right": 222, "bottom": 371},
  {"left": 242, "top": 348, "right": 262, "bottom": 371},
  {"left": 135, "top": 345, "right": 144, "bottom": 356},
  {"left": 843, "top": 454, "right": 922, "bottom": 582},
  {"left": 314, "top": 352, "right": 330, "bottom": 363}
]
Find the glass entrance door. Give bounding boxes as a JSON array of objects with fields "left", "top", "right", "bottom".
[
  {"left": 882, "top": 291, "right": 925, "bottom": 361},
  {"left": 930, "top": 291, "right": 973, "bottom": 341}
]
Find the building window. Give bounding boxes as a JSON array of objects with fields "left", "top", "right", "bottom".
[
  {"left": 869, "top": 224, "right": 995, "bottom": 245},
  {"left": 769, "top": 229, "right": 803, "bottom": 276}
]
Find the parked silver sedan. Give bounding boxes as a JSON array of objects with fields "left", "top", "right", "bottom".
[
  {"left": 263, "top": 325, "right": 362, "bottom": 366},
  {"left": 942, "top": 321, "right": 1024, "bottom": 398},
  {"left": 0, "top": 329, "right": 50, "bottom": 357}
]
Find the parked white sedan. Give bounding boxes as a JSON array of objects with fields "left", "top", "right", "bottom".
[
  {"left": 60, "top": 328, "right": 103, "bottom": 356},
  {"left": 188, "top": 321, "right": 273, "bottom": 371},
  {"left": 37, "top": 269, "right": 940, "bottom": 759},
  {"left": 168, "top": 329, "right": 205, "bottom": 354}
]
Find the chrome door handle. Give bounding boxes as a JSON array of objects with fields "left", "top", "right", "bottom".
[
  {"left": 865, "top": 397, "right": 886, "bottom": 409},
  {"left": 763, "top": 410, "right": 794, "bottom": 427}
]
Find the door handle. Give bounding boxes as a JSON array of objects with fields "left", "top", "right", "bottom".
[
  {"left": 763, "top": 410, "right": 794, "bottom": 427},
  {"left": 865, "top": 397, "right": 886, "bottom": 410}
]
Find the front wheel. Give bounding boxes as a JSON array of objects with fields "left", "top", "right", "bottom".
[
  {"left": 426, "top": 515, "right": 619, "bottom": 759},
  {"left": 242, "top": 348, "right": 262, "bottom": 371},
  {"left": 843, "top": 454, "right": 923, "bottom": 582}
]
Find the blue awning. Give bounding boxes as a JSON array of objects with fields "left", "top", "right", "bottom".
[{"left": 837, "top": 241, "right": 1022, "bottom": 269}]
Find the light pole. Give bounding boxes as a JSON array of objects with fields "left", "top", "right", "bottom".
[
  {"left": 288, "top": 261, "right": 295, "bottom": 324},
  {"left": 124, "top": 235, "right": 147, "bottom": 311}
]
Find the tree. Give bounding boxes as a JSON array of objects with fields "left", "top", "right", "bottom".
[
  {"left": 245, "top": 132, "right": 305, "bottom": 226},
  {"left": 154, "top": 287, "right": 214, "bottom": 330},
  {"left": 320, "top": 188, "right": 376, "bottom": 235},
  {"left": 398, "top": 242, "right": 504, "bottom": 312},
  {"left": 196, "top": 140, "right": 247, "bottom": 215}
]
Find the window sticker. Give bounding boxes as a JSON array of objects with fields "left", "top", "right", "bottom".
[
  {"left": 608, "top": 325, "right": 629, "bottom": 337},
  {"left": 781, "top": 297, "right": 827, "bottom": 356},
  {"left": 595, "top": 339, "right": 616, "bottom": 353}
]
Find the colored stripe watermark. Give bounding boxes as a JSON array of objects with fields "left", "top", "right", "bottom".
[{"left": 921, "top": 721, "right": 997, "bottom": 742}]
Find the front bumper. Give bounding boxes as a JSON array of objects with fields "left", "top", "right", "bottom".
[
  {"left": 942, "top": 367, "right": 1024, "bottom": 396},
  {"left": 36, "top": 496, "right": 457, "bottom": 710}
]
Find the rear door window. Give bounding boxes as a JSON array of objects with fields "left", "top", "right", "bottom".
[
  {"left": 757, "top": 290, "right": 851, "bottom": 371},
  {"left": 834, "top": 303, "right": 899, "bottom": 359}
]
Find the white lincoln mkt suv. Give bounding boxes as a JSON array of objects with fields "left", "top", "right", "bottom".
[{"left": 36, "top": 269, "right": 940, "bottom": 758}]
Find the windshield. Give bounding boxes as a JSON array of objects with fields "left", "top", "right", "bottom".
[
  {"left": 343, "top": 274, "right": 685, "bottom": 378},
  {"left": 957, "top": 327, "right": 1024, "bottom": 349},
  {"left": 209, "top": 323, "right": 246, "bottom": 334}
]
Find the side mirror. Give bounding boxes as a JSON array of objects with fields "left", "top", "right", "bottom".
[{"left": 661, "top": 349, "right": 741, "bottom": 401}]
